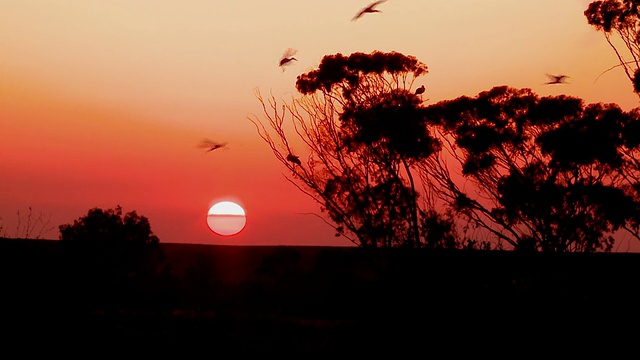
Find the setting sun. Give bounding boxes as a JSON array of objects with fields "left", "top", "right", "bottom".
[{"left": 207, "top": 201, "right": 247, "bottom": 236}]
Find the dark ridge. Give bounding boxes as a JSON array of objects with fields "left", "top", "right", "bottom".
[{"left": 1, "top": 237, "right": 639, "bottom": 352}]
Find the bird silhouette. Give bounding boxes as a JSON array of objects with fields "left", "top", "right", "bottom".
[
  {"left": 286, "top": 153, "right": 302, "bottom": 166},
  {"left": 198, "top": 139, "right": 228, "bottom": 153},
  {"left": 415, "top": 85, "right": 425, "bottom": 95},
  {"left": 279, "top": 48, "right": 298, "bottom": 71},
  {"left": 352, "top": 0, "right": 387, "bottom": 21},
  {"left": 545, "top": 74, "right": 570, "bottom": 85}
]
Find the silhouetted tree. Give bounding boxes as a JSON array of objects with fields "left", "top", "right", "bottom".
[
  {"left": 58, "top": 205, "right": 167, "bottom": 307},
  {"left": 422, "top": 86, "right": 640, "bottom": 252},
  {"left": 250, "top": 51, "right": 457, "bottom": 248},
  {"left": 585, "top": 0, "right": 640, "bottom": 95},
  {"left": 252, "top": 49, "right": 640, "bottom": 252}
]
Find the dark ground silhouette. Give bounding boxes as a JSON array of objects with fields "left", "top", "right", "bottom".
[{"left": 1, "top": 238, "right": 639, "bottom": 354}]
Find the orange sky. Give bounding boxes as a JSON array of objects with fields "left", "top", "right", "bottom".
[{"left": 2, "top": 1, "right": 640, "bottom": 250}]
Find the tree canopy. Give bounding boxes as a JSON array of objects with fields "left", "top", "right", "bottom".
[
  {"left": 59, "top": 205, "right": 163, "bottom": 282},
  {"left": 251, "top": 51, "right": 459, "bottom": 248},
  {"left": 422, "top": 86, "right": 640, "bottom": 252},
  {"left": 59, "top": 205, "right": 159, "bottom": 247},
  {"left": 58, "top": 205, "right": 167, "bottom": 307},
  {"left": 585, "top": 0, "right": 640, "bottom": 94},
  {"left": 252, "top": 50, "right": 640, "bottom": 252}
]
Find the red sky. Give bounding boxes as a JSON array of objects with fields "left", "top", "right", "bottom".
[{"left": 2, "top": 1, "right": 640, "bottom": 250}]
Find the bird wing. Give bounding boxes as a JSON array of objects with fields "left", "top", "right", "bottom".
[
  {"left": 282, "top": 48, "right": 297, "bottom": 58},
  {"left": 198, "top": 139, "right": 226, "bottom": 149},
  {"left": 353, "top": 1, "right": 386, "bottom": 20},
  {"left": 368, "top": 0, "right": 387, "bottom": 11},
  {"left": 546, "top": 73, "right": 567, "bottom": 81},
  {"left": 352, "top": 9, "right": 366, "bottom": 21},
  {"left": 197, "top": 139, "right": 213, "bottom": 148}
]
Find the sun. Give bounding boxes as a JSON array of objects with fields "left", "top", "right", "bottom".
[{"left": 207, "top": 201, "right": 247, "bottom": 236}]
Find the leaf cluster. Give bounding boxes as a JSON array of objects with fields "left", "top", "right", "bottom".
[
  {"left": 58, "top": 205, "right": 163, "bottom": 278},
  {"left": 254, "top": 50, "right": 640, "bottom": 252}
]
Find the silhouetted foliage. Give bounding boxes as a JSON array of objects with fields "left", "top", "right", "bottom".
[
  {"left": 585, "top": 0, "right": 640, "bottom": 96},
  {"left": 253, "top": 48, "right": 640, "bottom": 252},
  {"left": 421, "top": 86, "right": 640, "bottom": 252},
  {"left": 58, "top": 205, "right": 168, "bottom": 307},
  {"left": 59, "top": 205, "right": 160, "bottom": 247},
  {"left": 295, "top": 51, "right": 428, "bottom": 96},
  {"left": 250, "top": 51, "right": 457, "bottom": 248}
]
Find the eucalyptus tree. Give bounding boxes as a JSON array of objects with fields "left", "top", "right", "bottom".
[
  {"left": 250, "top": 51, "right": 457, "bottom": 248},
  {"left": 585, "top": 0, "right": 640, "bottom": 95},
  {"left": 421, "top": 86, "right": 640, "bottom": 252}
]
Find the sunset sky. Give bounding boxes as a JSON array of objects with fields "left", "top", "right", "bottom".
[{"left": 2, "top": 1, "right": 640, "bottom": 250}]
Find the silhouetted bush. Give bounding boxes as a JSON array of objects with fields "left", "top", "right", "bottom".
[{"left": 58, "top": 205, "right": 172, "bottom": 309}]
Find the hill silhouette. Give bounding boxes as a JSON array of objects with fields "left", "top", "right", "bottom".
[{"left": 1, "top": 238, "right": 639, "bottom": 353}]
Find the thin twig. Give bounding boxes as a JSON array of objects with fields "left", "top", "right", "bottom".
[{"left": 594, "top": 60, "right": 637, "bottom": 83}]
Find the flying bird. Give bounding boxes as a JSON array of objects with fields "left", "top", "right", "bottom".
[
  {"left": 279, "top": 48, "right": 298, "bottom": 71},
  {"left": 415, "top": 85, "right": 425, "bottom": 95},
  {"left": 352, "top": 0, "right": 387, "bottom": 21},
  {"left": 545, "top": 74, "right": 570, "bottom": 85},
  {"left": 198, "top": 139, "right": 228, "bottom": 153},
  {"left": 286, "top": 153, "right": 302, "bottom": 166}
]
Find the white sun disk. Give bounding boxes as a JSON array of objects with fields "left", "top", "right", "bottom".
[
  {"left": 207, "top": 201, "right": 246, "bottom": 236},
  {"left": 209, "top": 201, "right": 246, "bottom": 216}
]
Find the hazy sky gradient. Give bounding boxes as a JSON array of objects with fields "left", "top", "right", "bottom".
[{"left": 2, "top": 1, "right": 640, "bottom": 250}]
